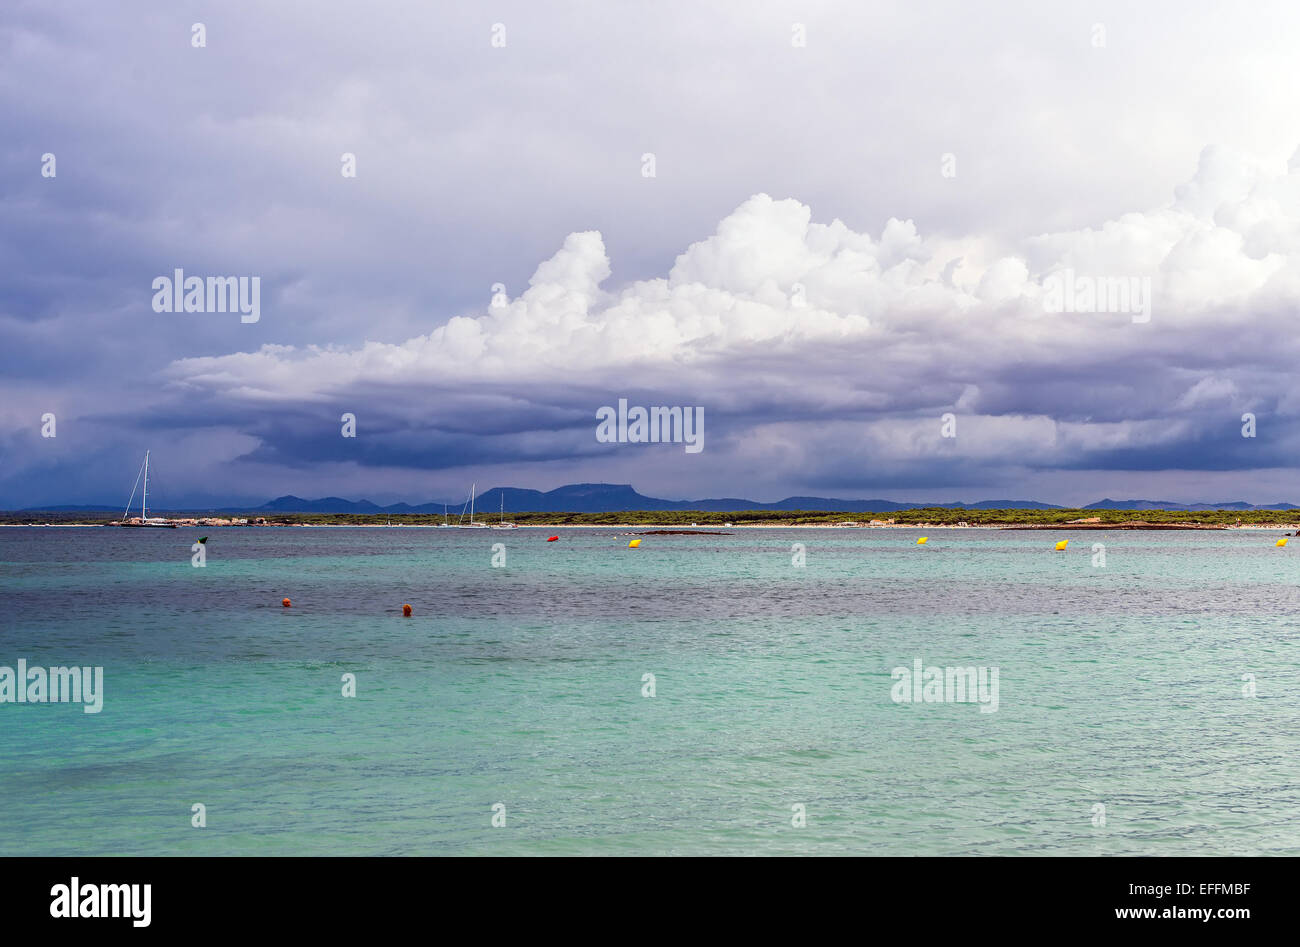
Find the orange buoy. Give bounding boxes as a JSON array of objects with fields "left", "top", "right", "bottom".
[
  {"left": 402, "top": 603, "right": 412, "bottom": 617},
  {"left": 546, "top": 536, "right": 558, "bottom": 542},
  {"left": 282, "top": 598, "right": 292, "bottom": 608}
]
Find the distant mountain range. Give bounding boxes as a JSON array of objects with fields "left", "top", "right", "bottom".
[
  {"left": 1081, "top": 498, "right": 1297, "bottom": 511},
  {"left": 18, "top": 484, "right": 1300, "bottom": 514}
]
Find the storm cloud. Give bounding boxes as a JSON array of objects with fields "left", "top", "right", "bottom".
[{"left": 3, "top": 1, "right": 1300, "bottom": 507}]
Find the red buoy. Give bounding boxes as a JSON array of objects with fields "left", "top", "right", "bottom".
[
  {"left": 281, "top": 598, "right": 292, "bottom": 608},
  {"left": 546, "top": 536, "right": 558, "bottom": 542}
]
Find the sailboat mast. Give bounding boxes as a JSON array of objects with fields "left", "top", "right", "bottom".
[
  {"left": 470, "top": 483, "right": 475, "bottom": 522},
  {"left": 142, "top": 450, "right": 150, "bottom": 520}
]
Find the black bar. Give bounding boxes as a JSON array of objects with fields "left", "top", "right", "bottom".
[{"left": 0, "top": 856, "right": 1281, "bottom": 934}]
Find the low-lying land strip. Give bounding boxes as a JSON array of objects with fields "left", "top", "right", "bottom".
[{"left": 4, "top": 508, "right": 1298, "bottom": 528}]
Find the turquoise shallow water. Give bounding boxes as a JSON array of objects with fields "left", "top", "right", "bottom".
[{"left": 1, "top": 525, "right": 1298, "bottom": 855}]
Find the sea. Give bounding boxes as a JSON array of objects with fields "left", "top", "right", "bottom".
[{"left": 2, "top": 525, "right": 1298, "bottom": 855}]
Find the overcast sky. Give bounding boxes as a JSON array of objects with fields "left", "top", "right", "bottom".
[{"left": 4, "top": 0, "right": 1300, "bottom": 508}]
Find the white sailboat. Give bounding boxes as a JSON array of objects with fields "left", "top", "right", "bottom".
[
  {"left": 436, "top": 503, "right": 451, "bottom": 527},
  {"left": 491, "top": 492, "right": 518, "bottom": 529},
  {"left": 115, "top": 450, "right": 177, "bottom": 527},
  {"left": 457, "top": 483, "right": 490, "bottom": 528}
]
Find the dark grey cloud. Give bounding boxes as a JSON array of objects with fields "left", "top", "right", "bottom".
[{"left": 5, "top": 1, "right": 1300, "bottom": 507}]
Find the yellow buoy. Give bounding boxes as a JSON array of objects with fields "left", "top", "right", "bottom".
[
  {"left": 1277, "top": 538, "right": 1288, "bottom": 547},
  {"left": 1055, "top": 540, "right": 1068, "bottom": 551},
  {"left": 916, "top": 537, "right": 928, "bottom": 544},
  {"left": 628, "top": 539, "right": 641, "bottom": 548}
]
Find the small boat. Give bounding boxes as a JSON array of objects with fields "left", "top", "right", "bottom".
[
  {"left": 457, "top": 483, "right": 490, "bottom": 528},
  {"left": 491, "top": 493, "right": 518, "bottom": 529},
  {"left": 113, "top": 451, "right": 178, "bottom": 527}
]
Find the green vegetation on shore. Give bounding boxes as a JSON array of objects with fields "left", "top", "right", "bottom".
[{"left": 5, "top": 507, "right": 1298, "bottom": 527}]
